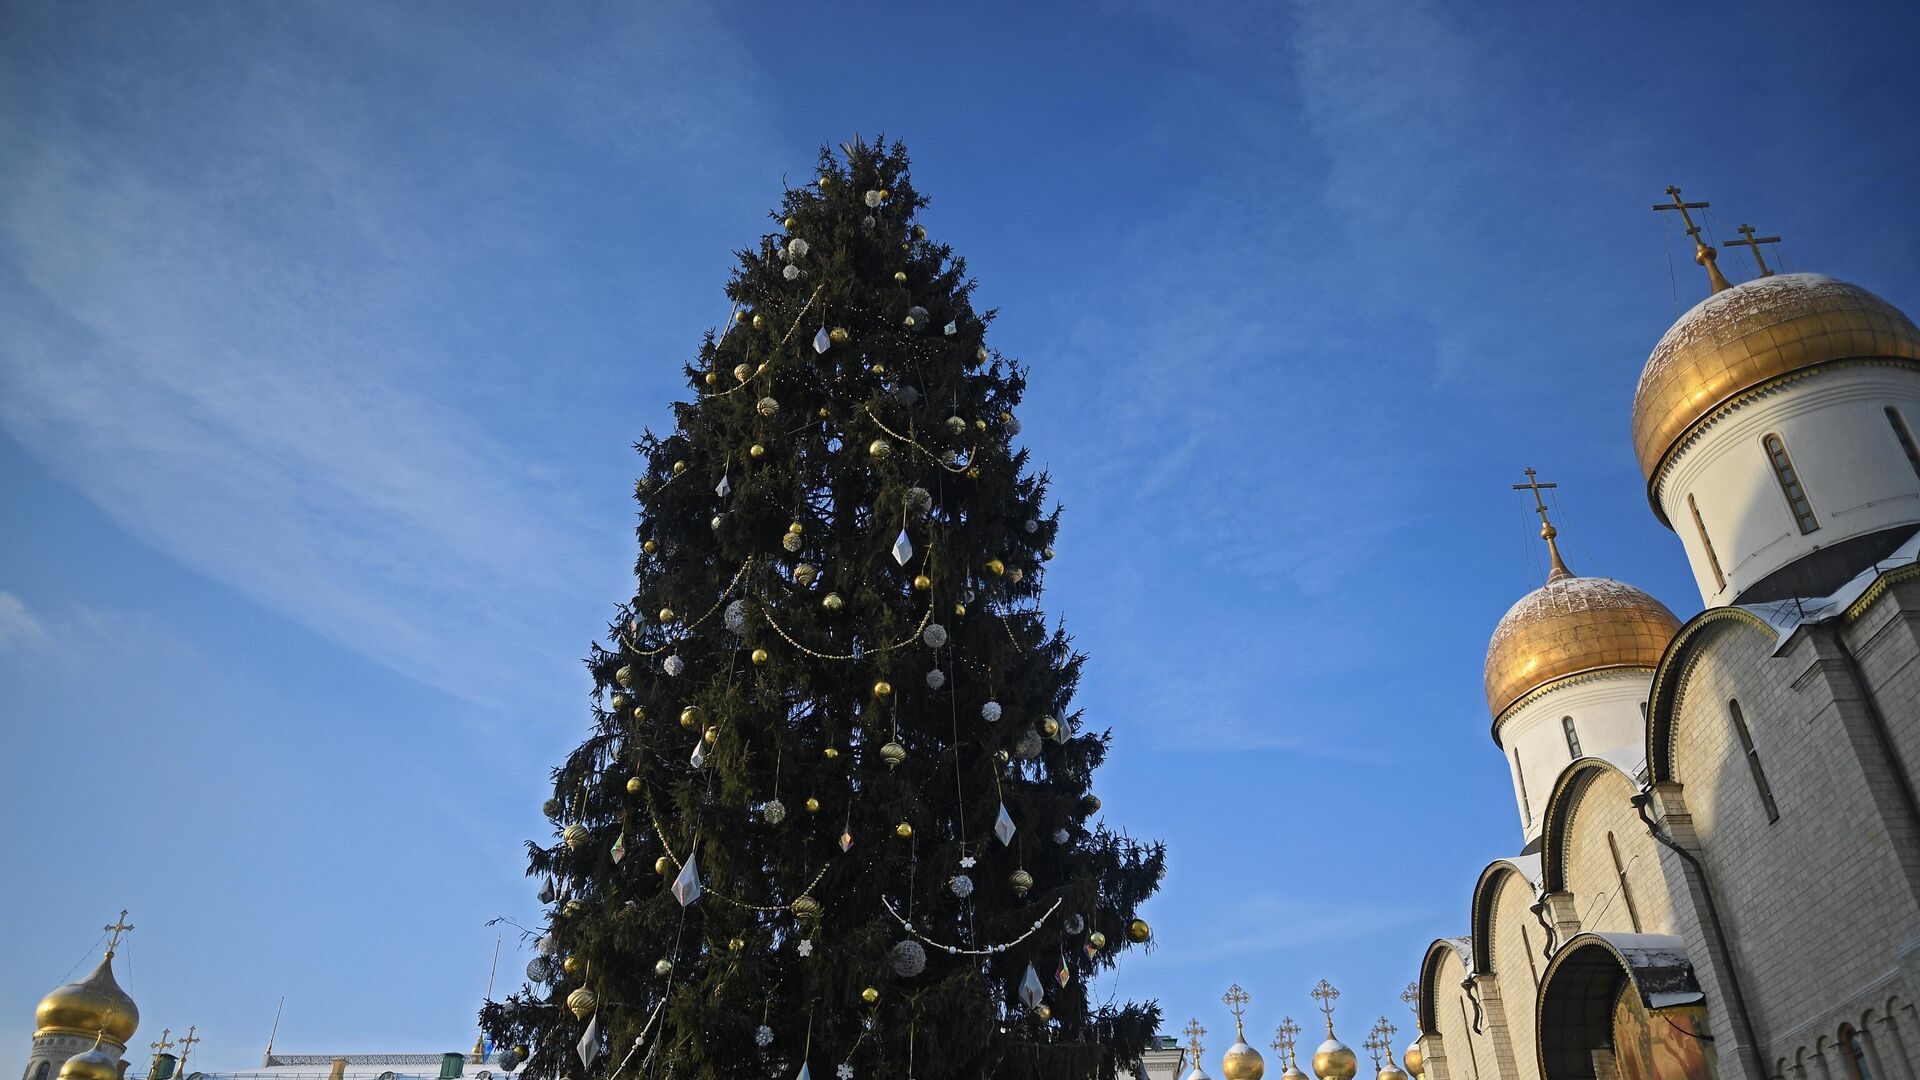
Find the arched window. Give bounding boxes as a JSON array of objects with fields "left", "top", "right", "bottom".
[
  {"left": 1887, "top": 408, "right": 1920, "bottom": 479},
  {"left": 1729, "top": 699, "right": 1781, "bottom": 822},
  {"left": 1606, "top": 830, "right": 1643, "bottom": 932},
  {"left": 1688, "top": 493, "right": 1728, "bottom": 592},
  {"left": 1763, "top": 433, "right": 1820, "bottom": 534},
  {"left": 1840, "top": 1024, "right": 1874, "bottom": 1080},
  {"left": 1562, "top": 716, "right": 1583, "bottom": 758},
  {"left": 33, "top": 1062, "right": 50, "bottom": 1080},
  {"left": 1514, "top": 751, "right": 1532, "bottom": 826}
]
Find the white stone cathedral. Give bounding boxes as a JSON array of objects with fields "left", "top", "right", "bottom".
[{"left": 1411, "top": 217, "right": 1920, "bottom": 1080}]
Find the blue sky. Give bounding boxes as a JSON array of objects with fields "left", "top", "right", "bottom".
[{"left": 3, "top": 0, "right": 1917, "bottom": 1072}]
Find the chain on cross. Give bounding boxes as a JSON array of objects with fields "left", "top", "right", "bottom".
[
  {"left": 1653, "top": 185, "right": 1733, "bottom": 293},
  {"left": 1725, "top": 223, "right": 1782, "bottom": 278}
]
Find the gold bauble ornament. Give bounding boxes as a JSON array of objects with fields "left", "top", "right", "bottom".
[
  {"left": 869, "top": 362, "right": 886, "bottom": 374},
  {"left": 655, "top": 855, "right": 670, "bottom": 874},
  {"left": 998, "top": 411, "right": 1012, "bottom": 423},
  {"left": 985, "top": 558, "right": 1005, "bottom": 576},
  {"left": 824, "top": 747, "right": 840, "bottom": 760},
  {"left": 1036, "top": 1004, "right": 1053, "bottom": 1021},
  {"left": 563, "top": 955, "right": 581, "bottom": 976},
  {"left": 563, "top": 824, "right": 590, "bottom": 850},
  {"left": 659, "top": 606, "right": 677, "bottom": 623},
  {"left": 734, "top": 363, "right": 753, "bottom": 383},
  {"left": 877, "top": 188, "right": 890, "bottom": 201},
  {"left": 672, "top": 460, "right": 687, "bottom": 475},
  {"left": 818, "top": 406, "right": 830, "bottom": 418},
  {"left": 617, "top": 663, "right": 638, "bottom": 686},
  {"left": 1088, "top": 930, "right": 1107, "bottom": 949},
  {"left": 974, "top": 418, "right": 988, "bottom": 431},
  {"left": 1009, "top": 869, "right": 1034, "bottom": 897},
  {"left": 976, "top": 345, "right": 990, "bottom": 362},
  {"left": 994, "top": 749, "right": 1010, "bottom": 764},
  {"left": 751, "top": 313, "right": 765, "bottom": 329},
  {"left": 749, "top": 443, "right": 766, "bottom": 458},
  {"left": 913, "top": 225, "right": 927, "bottom": 240},
  {"left": 1127, "top": 919, "right": 1151, "bottom": 943},
  {"left": 829, "top": 326, "right": 850, "bottom": 345},
  {"left": 728, "top": 937, "right": 744, "bottom": 953},
  {"left": 880, "top": 741, "right": 907, "bottom": 769},
  {"left": 631, "top": 704, "right": 646, "bottom": 721},
  {"left": 805, "top": 796, "right": 821, "bottom": 812},
  {"left": 566, "top": 987, "right": 596, "bottom": 1020},
  {"left": 752, "top": 648, "right": 770, "bottom": 665},
  {"left": 795, "top": 562, "right": 818, "bottom": 585},
  {"left": 680, "top": 705, "right": 702, "bottom": 728},
  {"left": 894, "top": 822, "right": 913, "bottom": 838},
  {"left": 818, "top": 176, "right": 831, "bottom": 188},
  {"left": 1043, "top": 546, "right": 1055, "bottom": 560},
  {"left": 654, "top": 958, "right": 673, "bottom": 976},
  {"left": 894, "top": 271, "right": 907, "bottom": 283},
  {"left": 783, "top": 216, "right": 797, "bottom": 229},
  {"left": 1009, "top": 567, "right": 1024, "bottom": 584},
  {"left": 641, "top": 540, "right": 658, "bottom": 556},
  {"left": 955, "top": 602, "right": 967, "bottom": 617},
  {"left": 705, "top": 370, "right": 719, "bottom": 385},
  {"left": 792, "top": 895, "right": 823, "bottom": 920},
  {"left": 861, "top": 987, "right": 880, "bottom": 1005},
  {"left": 945, "top": 415, "right": 967, "bottom": 435},
  {"left": 822, "top": 592, "right": 845, "bottom": 613},
  {"left": 966, "top": 466, "right": 981, "bottom": 479},
  {"left": 735, "top": 310, "right": 747, "bottom": 323},
  {"left": 1084, "top": 795, "right": 1102, "bottom": 813},
  {"left": 704, "top": 725, "right": 719, "bottom": 745},
  {"left": 788, "top": 521, "right": 805, "bottom": 535},
  {"left": 869, "top": 438, "right": 892, "bottom": 458},
  {"left": 873, "top": 679, "right": 893, "bottom": 698},
  {"left": 1041, "top": 717, "right": 1060, "bottom": 738},
  {"left": 513, "top": 1047, "right": 527, "bottom": 1059},
  {"left": 626, "top": 776, "right": 643, "bottom": 794},
  {"left": 913, "top": 574, "right": 932, "bottom": 591},
  {"left": 782, "top": 532, "right": 804, "bottom": 553}
]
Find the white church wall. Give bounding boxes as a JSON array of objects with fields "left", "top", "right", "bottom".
[
  {"left": 1483, "top": 873, "right": 1543, "bottom": 1080},
  {"left": 1557, "top": 766, "right": 1675, "bottom": 937},
  {"left": 1848, "top": 577, "right": 1920, "bottom": 817},
  {"left": 1657, "top": 368, "right": 1920, "bottom": 606},
  {"left": 1668, "top": 616, "right": 1920, "bottom": 1056},
  {"left": 1499, "top": 672, "right": 1653, "bottom": 844},
  {"left": 1430, "top": 950, "right": 1487, "bottom": 1080}
]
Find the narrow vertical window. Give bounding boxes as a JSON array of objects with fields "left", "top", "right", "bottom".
[
  {"left": 1458, "top": 1000, "right": 1482, "bottom": 1080},
  {"left": 1729, "top": 699, "right": 1781, "bottom": 822},
  {"left": 1763, "top": 433, "right": 1820, "bottom": 534},
  {"left": 1688, "top": 493, "right": 1728, "bottom": 592},
  {"left": 1607, "top": 831, "right": 1643, "bottom": 932},
  {"left": 1519, "top": 924, "right": 1542, "bottom": 987},
  {"left": 1515, "top": 752, "right": 1532, "bottom": 825},
  {"left": 1562, "top": 716, "right": 1584, "bottom": 758},
  {"left": 1888, "top": 407, "right": 1920, "bottom": 480},
  {"left": 1841, "top": 1025, "right": 1874, "bottom": 1080}
]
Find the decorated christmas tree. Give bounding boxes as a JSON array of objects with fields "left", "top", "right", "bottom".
[{"left": 482, "top": 138, "right": 1165, "bottom": 1080}]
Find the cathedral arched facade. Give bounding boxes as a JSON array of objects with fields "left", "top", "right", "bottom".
[{"left": 1412, "top": 233, "right": 1920, "bottom": 1080}]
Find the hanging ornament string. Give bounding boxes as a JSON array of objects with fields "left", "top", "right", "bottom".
[
  {"left": 754, "top": 584, "right": 938, "bottom": 662},
  {"left": 864, "top": 406, "right": 974, "bottom": 474},
  {"left": 882, "top": 896, "right": 1062, "bottom": 956},
  {"left": 621, "top": 557, "right": 757, "bottom": 656},
  {"left": 696, "top": 286, "right": 825, "bottom": 399},
  {"left": 647, "top": 802, "right": 831, "bottom": 913}
]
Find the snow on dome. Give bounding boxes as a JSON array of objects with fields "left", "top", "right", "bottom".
[{"left": 1484, "top": 575, "right": 1680, "bottom": 720}]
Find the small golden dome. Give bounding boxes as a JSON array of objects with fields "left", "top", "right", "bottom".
[
  {"left": 1222, "top": 1039, "right": 1266, "bottom": 1080},
  {"left": 1403, "top": 1043, "right": 1424, "bottom": 1078},
  {"left": 1283, "top": 1065, "right": 1312, "bottom": 1080},
  {"left": 1313, "top": 1038, "right": 1358, "bottom": 1080},
  {"left": 1484, "top": 572, "right": 1680, "bottom": 726},
  {"left": 36, "top": 955, "right": 139, "bottom": 1046},
  {"left": 1631, "top": 273, "right": 1920, "bottom": 522},
  {"left": 1378, "top": 1066, "right": 1407, "bottom": 1080},
  {"left": 59, "top": 1043, "right": 119, "bottom": 1080}
]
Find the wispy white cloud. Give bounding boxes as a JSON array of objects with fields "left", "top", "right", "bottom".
[
  {"left": 0, "top": 592, "right": 49, "bottom": 652},
  {"left": 0, "top": 5, "right": 772, "bottom": 709}
]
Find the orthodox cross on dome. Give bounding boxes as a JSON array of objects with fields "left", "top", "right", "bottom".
[
  {"left": 1726, "top": 224, "right": 1783, "bottom": 278},
  {"left": 1363, "top": 1022, "right": 1387, "bottom": 1071},
  {"left": 1401, "top": 982, "right": 1420, "bottom": 1021},
  {"left": 1653, "top": 186, "right": 1733, "bottom": 294},
  {"left": 1223, "top": 984, "right": 1252, "bottom": 1039},
  {"left": 1274, "top": 1017, "right": 1302, "bottom": 1069},
  {"left": 1372, "top": 1017, "right": 1400, "bottom": 1067},
  {"left": 1513, "top": 468, "right": 1573, "bottom": 581},
  {"left": 175, "top": 1027, "right": 201, "bottom": 1074},
  {"left": 1312, "top": 979, "right": 1341, "bottom": 1037},
  {"left": 1184, "top": 1018, "right": 1208, "bottom": 1065},
  {"left": 103, "top": 911, "right": 134, "bottom": 958},
  {"left": 149, "top": 1029, "right": 174, "bottom": 1066}
]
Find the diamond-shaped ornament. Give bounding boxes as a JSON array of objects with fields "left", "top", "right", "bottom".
[
  {"left": 813, "top": 327, "right": 831, "bottom": 354},
  {"left": 1019, "top": 963, "right": 1045, "bottom": 1009},
  {"left": 690, "top": 739, "right": 707, "bottom": 768},
  {"left": 611, "top": 831, "right": 626, "bottom": 864},
  {"left": 716, "top": 475, "right": 730, "bottom": 498},
  {"left": 994, "top": 802, "right": 1016, "bottom": 845},
  {"left": 839, "top": 829, "right": 854, "bottom": 852},
  {"left": 1056, "top": 952, "right": 1072, "bottom": 988},
  {"left": 892, "top": 529, "right": 913, "bottom": 567},
  {"left": 672, "top": 850, "right": 702, "bottom": 907},
  {"left": 943, "top": 321, "right": 957, "bottom": 336}
]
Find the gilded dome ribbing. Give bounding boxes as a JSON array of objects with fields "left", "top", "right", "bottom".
[
  {"left": 1631, "top": 273, "right": 1920, "bottom": 522},
  {"left": 1484, "top": 573, "right": 1680, "bottom": 725},
  {"left": 35, "top": 954, "right": 139, "bottom": 1046}
]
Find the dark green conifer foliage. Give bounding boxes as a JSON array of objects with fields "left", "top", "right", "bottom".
[{"left": 482, "top": 138, "right": 1164, "bottom": 1080}]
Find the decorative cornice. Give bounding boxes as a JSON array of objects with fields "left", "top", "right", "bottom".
[{"left": 1492, "top": 665, "right": 1657, "bottom": 741}]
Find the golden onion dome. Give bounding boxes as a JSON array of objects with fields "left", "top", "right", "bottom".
[
  {"left": 1378, "top": 1065, "right": 1408, "bottom": 1080},
  {"left": 1632, "top": 272, "right": 1920, "bottom": 522},
  {"left": 1484, "top": 568, "right": 1680, "bottom": 727},
  {"left": 1283, "top": 1064, "right": 1312, "bottom": 1080},
  {"left": 1222, "top": 1038, "right": 1266, "bottom": 1080},
  {"left": 58, "top": 1043, "right": 119, "bottom": 1080},
  {"left": 1403, "top": 1043, "right": 1425, "bottom": 1078},
  {"left": 36, "top": 955, "right": 139, "bottom": 1046},
  {"left": 1313, "top": 1037, "right": 1358, "bottom": 1080}
]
